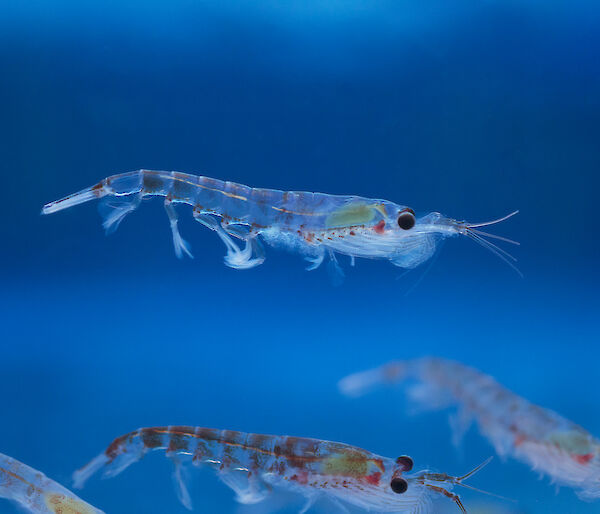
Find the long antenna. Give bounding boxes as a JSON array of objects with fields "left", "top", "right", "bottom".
[
  {"left": 456, "top": 457, "right": 516, "bottom": 503},
  {"left": 466, "top": 210, "right": 519, "bottom": 229}
]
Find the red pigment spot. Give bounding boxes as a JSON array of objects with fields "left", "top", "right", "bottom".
[
  {"left": 105, "top": 434, "right": 128, "bottom": 460},
  {"left": 290, "top": 471, "right": 309, "bottom": 485},
  {"left": 373, "top": 220, "right": 385, "bottom": 234},
  {"left": 349, "top": 231, "right": 356, "bottom": 236},
  {"left": 514, "top": 434, "right": 526, "bottom": 447},
  {"left": 364, "top": 472, "right": 381, "bottom": 485},
  {"left": 92, "top": 182, "right": 106, "bottom": 198},
  {"left": 141, "top": 428, "right": 162, "bottom": 449},
  {"left": 574, "top": 454, "right": 594, "bottom": 465}
]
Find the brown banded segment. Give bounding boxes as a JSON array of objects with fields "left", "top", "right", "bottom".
[
  {"left": 170, "top": 425, "right": 196, "bottom": 434},
  {"left": 105, "top": 433, "right": 132, "bottom": 459},
  {"left": 247, "top": 433, "right": 272, "bottom": 469},
  {"left": 283, "top": 438, "right": 308, "bottom": 470},
  {"left": 220, "top": 430, "right": 243, "bottom": 465},
  {"left": 218, "top": 429, "right": 245, "bottom": 446},
  {"left": 171, "top": 172, "right": 196, "bottom": 200},
  {"left": 141, "top": 428, "right": 163, "bottom": 449},
  {"left": 195, "top": 427, "right": 220, "bottom": 440},
  {"left": 191, "top": 427, "right": 210, "bottom": 462},
  {"left": 168, "top": 427, "right": 191, "bottom": 453},
  {"left": 281, "top": 436, "right": 323, "bottom": 470},
  {"left": 142, "top": 171, "right": 165, "bottom": 193},
  {"left": 247, "top": 433, "right": 272, "bottom": 450}
]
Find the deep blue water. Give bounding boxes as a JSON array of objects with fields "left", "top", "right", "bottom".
[{"left": 1, "top": 1, "right": 599, "bottom": 513}]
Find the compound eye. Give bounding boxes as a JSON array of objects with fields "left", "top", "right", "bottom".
[
  {"left": 397, "top": 209, "right": 416, "bottom": 230},
  {"left": 395, "top": 455, "right": 414, "bottom": 472},
  {"left": 390, "top": 477, "right": 408, "bottom": 494}
]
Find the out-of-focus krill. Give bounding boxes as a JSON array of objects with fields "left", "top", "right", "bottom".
[
  {"left": 339, "top": 358, "right": 600, "bottom": 500},
  {"left": 0, "top": 452, "right": 103, "bottom": 513}
]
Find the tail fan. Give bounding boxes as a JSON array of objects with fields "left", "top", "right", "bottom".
[
  {"left": 42, "top": 185, "right": 105, "bottom": 215},
  {"left": 338, "top": 362, "right": 406, "bottom": 398},
  {"left": 73, "top": 448, "right": 145, "bottom": 489},
  {"left": 72, "top": 454, "right": 110, "bottom": 489}
]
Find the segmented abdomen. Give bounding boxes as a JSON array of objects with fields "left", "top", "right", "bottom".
[
  {"left": 106, "top": 425, "right": 383, "bottom": 480},
  {"left": 102, "top": 170, "right": 350, "bottom": 231},
  {"left": 0, "top": 452, "right": 102, "bottom": 513},
  {"left": 417, "top": 359, "right": 560, "bottom": 434}
]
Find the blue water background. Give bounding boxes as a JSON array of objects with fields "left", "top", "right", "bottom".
[{"left": 1, "top": 1, "right": 599, "bottom": 512}]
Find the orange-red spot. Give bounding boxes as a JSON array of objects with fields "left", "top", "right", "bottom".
[
  {"left": 514, "top": 434, "right": 526, "bottom": 447},
  {"left": 290, "top": 471, "right": 309, "bottom": 485},
  {"left": 364, "top": 471, "right": 381, "bottom": 485},
  {"left": 373, "top": 458, "right": 385, "bottom": 473},
  {"left": 105, "top": 434, "right": 128, "bottom": 460},
  {"left": 92, "top": 182, "right": 104, "bottom": 198},
  {"left": 574, "top": 453, "right": 594, "bottom": 465},
  {"left": 373, "top": 220, "right": 385, "bottom": 234}
]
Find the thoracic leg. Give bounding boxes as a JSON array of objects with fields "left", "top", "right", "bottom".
[
  {"left": 326, "top": 250, "right": 345, "bottom": 286},
  {"left": 99, "top": 193, "right": 142, "bottom": 234},
  {"left": 217, "top": 469, "right": 271, "bottom": 504},
  {"left": 170, "top": 456, "right": 193, "bottom": 510},
  {"left": 305, "top": 248, "right": 325, "bottom": 271},
  {"left": 299, "top": 493, "right": 318, "bottom": 514},
  {"left": 221, "top": 230, "right": 265, "bottom": 270},
  {"left": 193, "top": 210, "right": 265, "bottom": 270},
  {"left": 164, "top": 198, "right": 193, "bottom": 259}
]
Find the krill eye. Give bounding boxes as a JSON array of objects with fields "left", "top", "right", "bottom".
[
  {"left": 390, "top": 477, "right": 408, "bottom": 494},
  {"left": 395, "top": 455, "right": 414, "bottom": 472},
  {"left": 397, "top": 211, "right": 415, "bottom": 230}
]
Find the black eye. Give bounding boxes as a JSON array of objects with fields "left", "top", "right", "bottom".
[
  {"left": 390, "top": 477, "right": 408, "bottom": 494},
  {"left": 397, "top": 212, "right": 415, "bottom": 230},
  {"left": 395, "top": 455, "right": 414, "bottom": 472}
]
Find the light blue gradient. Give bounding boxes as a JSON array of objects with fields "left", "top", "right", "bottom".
[{"left": 1, "top": 1, "right": 599, "bottom": 512}]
